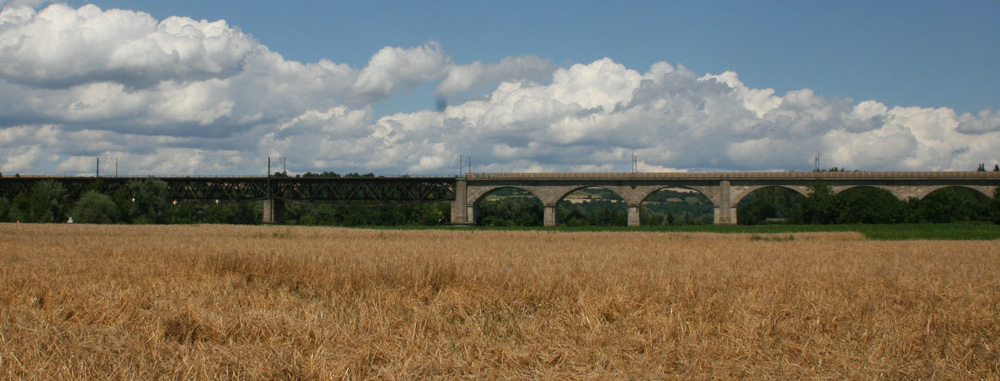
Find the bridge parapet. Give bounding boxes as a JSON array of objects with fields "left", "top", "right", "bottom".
[{"left": 468, "top": 171, "right": 1000, "bottom": 180}]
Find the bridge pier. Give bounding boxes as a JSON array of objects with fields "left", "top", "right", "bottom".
[
  {"left": 262, "top": 199, "right": 285, "bottom": 224},
  {"left": 543, "top": 205, "right": 557, "bottom": 227},
  {"left": 713, "top": 206, "right": 738, "bottom": 225},
  {"left": 712, "top": 180, "right": 737, "bottom": 225},
  {"left": 627, "top": 205, "right": 640, "bottom": 226},
  {"left": 450, "top": 179, "right": 473, "bottom": 224}
]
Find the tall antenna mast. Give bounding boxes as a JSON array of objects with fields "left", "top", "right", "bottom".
[{"left": 814, "top": 151, "right": 821, "bottom": 171}]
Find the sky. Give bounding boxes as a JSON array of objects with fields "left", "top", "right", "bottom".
[{"left": 1, "top": 0, "right": 998, "bottom": 176}]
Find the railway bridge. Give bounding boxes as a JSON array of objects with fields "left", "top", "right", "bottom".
[
  {"left": 2, "top": 171, "right": 998, "bottom": 225},
  {"left": 0, "top": 175, "right": 456, "bottom": 223},
  {"left": 453, "top": 172, "right": 1000, "bottom": 226}
]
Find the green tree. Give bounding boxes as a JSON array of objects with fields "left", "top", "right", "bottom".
[
  {"left": 164, "top": 203, "right": 202, "bottom": 224},
  {"left": 110, "top": 188, "right": 133, "bottom": 222},
  {"left": 18, "top": 180, "right": 69, "bottom": 223},
  {"left": 297, "top": 214, "right": 317, "bottom": 225},
  {"left": 800, "top": 181, "right": 838, "bottom": 224},
  {"left": 558, "top": 199, "right": 626, "bottom": 226},
  {"left": 641, "top": 188, "right": 714, "bottom": 223},
  {"left": 9, "top": 192, "right": 30, "bottom": 222},
  {"left": 0, "top": 197, "right": 10, "bottom": 222},
  {"left": 301, "top": 171, "right": 341, "bottom": 178},
  {"left": 737, "top": 187, "right": 802, "bottom": 225},
  {"left": 639, "top": 206, "right": 666, "bottom": 225},
  {"left": 679, "top": 211, "right": 693, "bottom": 225},
  {"left": 420, "top": 203, "right": 449, "bottom": 225},
  {"left": 917, "top": 187, "right": 990, "bottom": 223},
  {"left": 231, "top": 202, "right": 262, "bottom": 225},
  {"left": 835, "top": 187, "right": 904, "bottom": 224},
  {"left": 69, "top": 191, "right": 119, "bottom": 224},
  {"left": 205, "top": 204, "right": 236, "bottom": 224},
  {"left": 902, "top": 197, "right": 923, "bottom": 223},
  {"left": 476, "top": 189, "right": 543, "bottom": 226},
  {"left": 83, "top": 179, "right": 106, "bottom": 194},
  {"left": 127, "top": 177, "right": 170, "bottom": 223},
  {"left": 991, "top": 187, "right": 1000, "bottom": 224}
]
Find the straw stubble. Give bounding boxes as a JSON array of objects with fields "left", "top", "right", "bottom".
[{"left": 1, "top": 224, "right": 997, "bottom": 378}]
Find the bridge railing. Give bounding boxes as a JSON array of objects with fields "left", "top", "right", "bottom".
[
  {"left": 467, "top": 171, "right": 1000, "bottom": 180},
  {"left": 0, "top": 174, "right": 458, "bottom": 180},
  {"left": 7, "top": 171, "right": 1000, "bottom": 181}
]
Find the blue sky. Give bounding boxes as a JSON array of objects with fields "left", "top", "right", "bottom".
[
  {"left": 72, "top": 0, "right": 999, "bottom": 114},
  {"left": 1, "top": 0, "right": 999, "bottom": 175}
]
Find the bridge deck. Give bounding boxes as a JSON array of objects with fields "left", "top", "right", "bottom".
[
  {"left": 468, "top": 171, "right": 1000, "bottom": 180},
  {"left": 0, "top": 176, "right": 457, "bottom": 204}
]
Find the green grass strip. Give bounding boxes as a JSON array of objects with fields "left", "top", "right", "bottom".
[{"left": 424, "top": 223, "right": 1000, "bottom": 240}]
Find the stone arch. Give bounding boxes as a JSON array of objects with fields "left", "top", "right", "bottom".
[
  {"left": 914, "top": 185, "right": 995, "bottom": 223},
  {"left": 914, "top": 185, "right": 996, "bottom": 200},
  {"left": 637, "top": 185, "right": 717, "bottom": 206},
  {"left": 731, "top": 185, "right": 809, "bottom": 225},
  {"left": 832, "top": 185, "right": 911, "bottom": 224},
  {"left": 469, "top": 186, "right": 545, "bottom": 226},
  {"left": 637, "top": 185, "right": 717, "bottom": 226},
  {"left": 834, "top": 185, "right": 899, "bottom": 196},
  {"left": 831, "top": 185, "right": 905, "bottom": 200},
  {"left": 554, "top": 185, "right": 629, "bottom": 226},
  {"left": 550, "top": 185, "right": 627, "bottom": 205},
  {"left": 467, "top": 185, "right": 543, "bottom": 206},
  {"left": 730, "top": 185, "right": 809, "bottom": 207}
]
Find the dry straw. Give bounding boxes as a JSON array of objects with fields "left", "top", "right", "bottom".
[{"left": 1, "top": 224, "right": 998, "bottom": 378}]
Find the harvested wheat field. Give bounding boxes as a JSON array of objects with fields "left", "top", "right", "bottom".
[{"left": 1, "top": 224, "right": 999, "bottom": 378}]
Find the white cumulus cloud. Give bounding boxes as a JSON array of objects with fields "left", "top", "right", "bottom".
[
  {"left": 0, "top": 3, "right": 998, "bottom": 176},
  {"left": 350, "top": 42, "right": 451, "bottom": 102},
  {"left": 957, "top": 109, "right": 1000, "bottom": 134},
  {"left": 0, "top": 4, "right": 256, "bottom": 89},
  {"left": 437, "top": 55, "right": 556, "bottom": 96}
]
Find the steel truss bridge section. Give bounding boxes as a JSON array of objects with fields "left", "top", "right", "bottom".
[
  {"left": 0, "top": 176, "right": 457, "bottom": 205},
  {"left": 271, "top": 177, "right": 456, "bottom": 205},
  {"left": 0, "top": 176, "right": 130, "bottom": 201}
]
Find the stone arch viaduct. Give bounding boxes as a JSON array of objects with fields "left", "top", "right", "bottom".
[{"left": 450, "top": 172, "right": 1000, "bottom": 226}]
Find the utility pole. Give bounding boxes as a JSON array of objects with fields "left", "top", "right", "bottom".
[
  {"left": 104, "top": 157, "right": 118, "bottom": 177},
  {"left": 814, "top": 152, "right": 821, "bottom": 172},
  {"left": 632, "top": 152, "right": 638, "bottom": 174},
  {"left": 96, "top": 157, "right": 100, "bottom": 177},
  {"left": 265, "top": 156, "right": 277, "bottom": 224}
]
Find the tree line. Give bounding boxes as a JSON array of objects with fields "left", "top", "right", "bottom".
[
  {"left": 475, "top": 188, "right": 716, "bottom": 226},
  {"left": 738, "top": 182, "right": 1000, "bottom": 225},
  {"left": 2, "top": 178, "right": 998, "bottom": 226},
  {"left": 0, "top": 177, "right": 449, "bottom": 226},
  {"left": 476, "top": 183, "right": 1000, "bottom": 226},
  {"left": 0, "top": 178, "right": 259, "bottom": 224}
]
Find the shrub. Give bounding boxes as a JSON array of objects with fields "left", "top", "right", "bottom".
[{"left": 70, "top": 191, "right": 119, "bottom": 224}]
